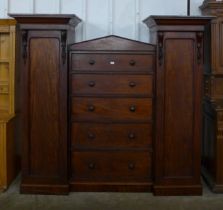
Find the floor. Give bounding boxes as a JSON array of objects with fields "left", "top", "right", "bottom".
[{"left": 1, "top": 178, "right": 223, "bottom": 210}]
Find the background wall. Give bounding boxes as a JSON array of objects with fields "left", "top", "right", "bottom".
[{"left": 0, "top": 0, "right": 204, "bottom": 42}]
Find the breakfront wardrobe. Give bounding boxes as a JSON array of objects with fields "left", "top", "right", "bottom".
[
  {"left": 200, "top": 0, "right": 223, "bottom": 192},
  {"left": 12, "top": 14, "right": 211, "bottom": 196},
  {"left": 0, "top": 19, "right": 18, "bottom": 191}
]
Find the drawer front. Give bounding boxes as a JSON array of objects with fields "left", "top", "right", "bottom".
[
  {"left": 71, "top": 151, "right": 152, "bottom": 182},
  {"left": 71, "top": 123, "right": 152, "bottom": 149},
  {"left": 0, "top": 85, "right": 9, "bottom": 94},
  {"left": 71, "top": 74, "right": 153, "bottom": 96},
  {"left": 71, "top": 54, "right": 154, "bottom": 72},
  {"left": 72, "top": 98, "right": 152, "bottom": 122}
]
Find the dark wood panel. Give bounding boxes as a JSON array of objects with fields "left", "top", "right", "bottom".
[
  {"left": 6, "top": 117, "right": 18, "bottom": 186},
  {"left": 202, "top": 100, "right": 223, "bottom": 192},
  {"left": 71, "top": 151, "right": 152, "bottom": 182},
  {"left": 71, "top": 54, "right": 154, "bottom": 72},
  {"left": 29, "top": 38, "right": 60, "bottom": 177},
  {"left": 216, "top": 110, "right": 223, "bottom": 183},
  {"left": 200, "top": 1, "right": 223, "bottom": 193},
  {"left": 219, "top": 21, "right": 223, "bottom": 70},
  {"left": 204, "top": 76, "right": 223, "bottom": 100},
  {"left": 71, "top": 123, "right": 152, "bottom": 149},
  {"left": 163, "top": 38, "right": 194, "bottom": 178},
  {"left": 72, "top": 98, "right": 152, "bottom": 122},
  {"left": 212, "top": 77, "right": 223, "bottom": 99},
  {"left": 202, "top": 101, "right": 216, "bottom": 182},
  {"left": 71, "top": 74, "right": 153, "bottom": 96}
]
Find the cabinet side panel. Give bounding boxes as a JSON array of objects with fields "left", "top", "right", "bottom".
[
  {"left": 216, "top": 111, "right": 223, "bottom": 183},
  {"left": 6, "top": 117, "right": 17, "bottom": 186},
  {"left": 0, "top": 122, "right": 6, "bottom": 190},
  {"left": 219, "top": 21, "right": 223, "bottom": 70},
  {"left": 202, "top": 103, "right": 216, "bottom": 179},
  {"left": 29, "top": 38, "right": 60, "bottom": 177},
  {"left": 163, "top": 39, "right": 194, "bottom": 178}
]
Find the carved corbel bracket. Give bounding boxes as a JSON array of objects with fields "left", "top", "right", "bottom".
[
  {"left": 196, "top": 32, "right": 203, "bottom": 65},
  {"left": 61, "top": 30, "right": 67, "bottom": 65},
  {"left": 158, "top": 32, "right": 164, "bottom": 66},
  {"left": 22, "top": 30, "right": 28, "bottom": 64}
]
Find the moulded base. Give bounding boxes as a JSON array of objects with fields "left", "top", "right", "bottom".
[
  {"left": 202, "top": 167, "right": 223, "bottom": 193},
  {"left": 20, "top": 181, "right": 69, "bottom": 195},
  {"left": 153, "top": 184, "right": 202, "bottom": 196},
  {"left": 70, "top": 181, "right": 153, "bottom": 192}
]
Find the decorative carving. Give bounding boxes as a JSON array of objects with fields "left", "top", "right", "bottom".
[
  {"left": 210, "top": 76, "right": 215, "bottom": 97},
  {"left": 217, "top": 129, "right": 223, "bottom": 139},
  {"left": 200, "top": 0, "right": 223, "bottom": 16},
  {"left": 158, "top": 32, "right": 164, "bottom": 66},
  {"left": 196, "top": 32, "right": 203, "bottom": 65},
  {"left": 204, "top": 75, "right": 223, "bottom": 102},
  {"left": 22, "top": 30, "right": 28, "bottom": 63},
  {"left": 61, "top": 30, "right": 67, "bottom": 65},
  {"left": 218, "top": 112, "right": 223, "bottom": 122}
]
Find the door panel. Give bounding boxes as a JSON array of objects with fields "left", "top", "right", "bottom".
[
  {"left": 155, "top": 32, "right": 202, "bottom": 185},
  {"left": 29, "top": 38, "right": 60, "bottom": 177},
  {"left": 163, "top": 39, "right": 194, "bottom": 178}
]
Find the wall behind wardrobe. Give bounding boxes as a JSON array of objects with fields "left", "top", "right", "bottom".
[{"left": 0, "top": 0, "right": 203, "bottom": 42}]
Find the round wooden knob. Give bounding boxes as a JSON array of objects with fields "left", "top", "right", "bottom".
[
  {"left": 88, "top": 133, "right": 95, "bottom": 139},
  {"left": 89, "top": 60, "right": 95, "bottom": 65},
  {"left": 88, "top": 81, "right": 96, "bottom": 87},
  {"left": 88, "top": 163, "right": 95, "bottom": 169},
  {"left": 128, "top": 163, "right": 135, "bottom": 170},
  {"left": 88, "top": 105, "right": 95, "bottom": 112},
  {"left": 129, "top": 105, "right": 136, "bottom": 112},
  {"left": 129, "top": 60, "right": 136, "bottom": 66},
  {"left": 129, "top": 81, "right": 136, "bottom": 87},
  {"left": 128, "top": 133, "right": 136, "bottom": 140}
]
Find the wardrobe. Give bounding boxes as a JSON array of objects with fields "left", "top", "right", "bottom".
[{"left": 12, "top": 14, "right": 211, "bottom": 195}]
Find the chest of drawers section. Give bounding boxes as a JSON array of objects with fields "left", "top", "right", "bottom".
[{"left": 69, "top": 36, "right": 155, "bottom": 192}]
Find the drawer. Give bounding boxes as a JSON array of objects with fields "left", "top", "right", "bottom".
[
  {"left": 71, "top": 54, "right": 154, "bottom": 72},
  {"left": 0, "top": 85, "right": 9, "bottom": 94},
  {"left": 71, "top": 151, "right": 152, "bottom": 182},
  {"left": 204, "top": 76, "right": 223, "bottom": 99},
  {"left": 71, "top": 123, "right": 152, "bottom": 149},
  {"left": 71, "top": 74, "right": 153, "bottom": 96},
  {"left": 71, "top": 98, "right": 152, "bottom": 122}
]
